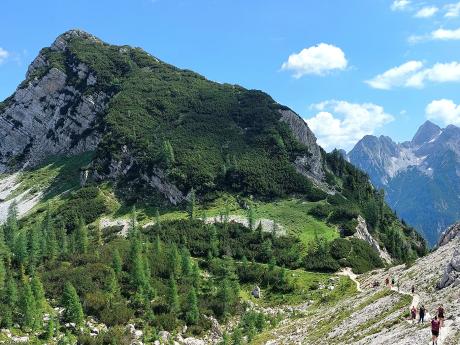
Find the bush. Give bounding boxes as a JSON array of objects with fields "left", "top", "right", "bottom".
[
  {"left": 309, "top": 204, "right": 332, "bottom": 220},
  {"left": 330, "top": 238, "right": 352, "bottom": 260}
]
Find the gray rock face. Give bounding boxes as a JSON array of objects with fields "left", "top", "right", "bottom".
[
  {"left": 348, "top": 120, "right": 460, "bottom": 246},
  {"left": 0, "top": 30, "right": 109, "bottom": 173},
  {"left": 353, "top": 215, "right": 392, "bottom": 264},
  {"left": 279, "top": 109, "right": 325, "bottom": 183},
  {"left": 438, "top": 249, "right": 460, "bottom": 289},
  {"left": 438, "top": 222, "right": 460, "bottom": 247}
]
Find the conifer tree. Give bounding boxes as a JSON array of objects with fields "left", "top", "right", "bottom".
[
  {"left": 180, "top": 248, "right": 191, "bottom": 277},
  {"left": 187, "top": 188, "right": 196, "bottom": 220},
  {"left": 155, "top": 209, "right": 162, "bottom": 231},
  {"left": 128, "top": 206, "right": 138, "bottom": 238},
  {"left": 185, "top": 287, "right": 199, "bottom": 325},
  {"left": 190, "top": 262, "right": 201, "bottom": 290},
  {"left": 44, "top": 317, "right": 55, "bottom": 340},
  {"left": 93, "top": 220, "right": 103, "bottom": 249},
  {"left": 112, "top": 249, "right": 123, "bottom": 278},
  {"left": 27, "top": 224, "right": 40, "bottom": 274},
  {"left": 75, "top": 218, "right": 88, "bottom": 255},
  {"left": 247, "top": 206, "right": 255, "bottom": 231},
  {"left": 4, "top": 202, "right": 18, "bottom": 250},
  {"left": 4, "top": 274, "right": 18, "bottom": 308},
  {"left": 168, "top": 243, "right": 181, "bottom": 277},
  {"left": 217, "top": 278, "right": 232, "bottom": 317},
  {"left": 57, "top": 224, "right": 68, "bottom": 258},
  {"left": 20, "top": 280, "right": 38, "bottom": 330},
  {"left": 46, "top": 225, "right": 58, "bottom": 262},
  {"left": 0, "top": 257, "right": 5, "bottom": 290},
  {"left": 14, "top": 231, "right": 28, "bottom": 269},
  {"left": 62, "top": 282, "right": 84, "bottom": 326},
  {"left": 167, "top": 275, "right": 179, "bottom": 315},
  {"left": 162, "top": 140, "right": 175, "bottom": 166},
  {"left": 209, "top": 226, "right": 219, "bottom": 258},
  {"left": 31, "top": 275, "right": 46, "bottom": 311},
  {"left": 0, "top": 226, "right": 11, "bottom": 263}
]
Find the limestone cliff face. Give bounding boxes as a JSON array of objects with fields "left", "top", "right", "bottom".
[
  {"left": 0, "top": 30, "right": 109, "bottom": 172},
  {"left": 279, "top": 109, "right": 325, "bottom": 183},
  {"left": 353, "top": 215, "right": 392, "bottom": 264}
]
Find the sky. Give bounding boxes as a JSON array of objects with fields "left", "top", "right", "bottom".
[{"left": 2, "top": 0, "right": 460, "bottom": 151}]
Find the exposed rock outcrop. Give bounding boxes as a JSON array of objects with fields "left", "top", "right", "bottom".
[
  {"left": 353, "top": 215, "right": 392, "bottom": 264},
  {"left": 279, "top": 109, "right": 325, "bottom": 183},
  {"left": 0, "top": 30, "right": 109, "bottom": 173},
  {"left": 438, "top": 249, "right": 460, "bottom": 289},
  {"left": 438, "top": 222, "right": 460, "bottom": 247}
]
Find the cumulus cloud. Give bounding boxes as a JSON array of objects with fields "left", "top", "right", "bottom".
[
  {"left": 414, "top": 6, "right": 438, "bottom": 18},
  {"left": 281, "top": 43, "right": 348, "bottom": 78},
  {"left": 445, "top": 2, "right": 460, "bottom": 17},
  {"left": 0, "top": 48, "right": 9, "bottom": 64},
  {"left": 305, "top": 101, "right": 394, "bottom": 151},
  {"left": 426, "top": 99, "right": 460, "bottom": 126},
  {"left": 366, "top": 61, "right": 460, "bottom": 89},
  {"left": 391, "top": 0, "right": 411, "bottom": 11},
  {"left": 409, "top": 27, "right": 460, "bottom": 42}
]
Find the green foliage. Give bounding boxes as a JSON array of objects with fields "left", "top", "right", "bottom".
[
  {"left": 185, "top": 287, "right": 199, "bottom": 325},
  {"left": 167, "top": 275, "right": 179, "bottom": 315},
  {"left": 62, "top": 281, "right": 85, "bottom": 326}
]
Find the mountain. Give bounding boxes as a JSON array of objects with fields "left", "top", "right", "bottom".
[
  {"left": 0, "top": 30, "right": 427, "bottom": 343},
  {"left": 348, "top": 120, "right": 460, "bottom": 245}
]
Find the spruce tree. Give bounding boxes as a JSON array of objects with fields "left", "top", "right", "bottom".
[
  {"left": 62, "top": 282, "right": 84, "bottom": 326},
  {"left": 187, "top": 188, "right": 196, "bottom": 220},
  {"left": 190, "top": 262, "right": 201, "bottom": 290},
  {"left": 31, "top": 275, "right": 46, "bottom": 312},
  {"left": 4, "top": 274, "right": 18, "bottom": 308},
  {"left": 209, "top": 226, "right": 219, "bottom": 258},
  {"left": 128, "top": 206, "right": 138, "bottom": 238},
  {"left": 0, "top": 257, "right": 5, "bottom": 290},
  {"left": 185, "top": 287, "right": 199, "bottom": 325},
  {"left": 162, "top": 140, "right": 175, "bottom": 166},
  {"left": 112, "top": 249, "right": 123, "bottom": 278},
  {"left": 44, "top": 317, "right": 55, "bottom": 340},
  {"left": 93, "top": 220, "right": 103, "bottom": 249},
  {"left": 20, "top": 280, "right": 37, "bottom": 330},
  {"left": 155, "top": 209, "right": 162, "bottom": 231},
  {"left": 167, "top": 275, "right": 179, "bottom": 315},
  {"left": 57, "top": 224, "right": 68, "bottom": 258},
  {"left": 14, "top": 231, "right": 28, "bottom": 269},
  {"left": 247, "top": 206, "right": 255, "bottom": 231},
  {"left": 75, "top": 218, "right": 88, "bottom": 255},
  {"left": 27, "top": 224, "right": 40, "bottom": 274},
  {"left": 4, "top": 202, "right": 18, "bottom": 250},
  {"left": 168, "top": 243, "right": 180, "bottom": 277},
  {"left": 46, "top": 225, "right": 58, "bottom": 262},
  {"left": 180, "top": 248, "right": 191, "bottom": 277}
]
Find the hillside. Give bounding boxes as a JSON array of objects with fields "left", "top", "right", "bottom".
[
  {"left": 348, "top": 121, "right": 460, "bottom": 245},
  {"left": 0, "top": 30, "right": 427, "bottom": 344}
]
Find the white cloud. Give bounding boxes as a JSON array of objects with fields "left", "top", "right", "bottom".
[
  {"left": 426, "top": 99, "right": 460, "bottom": 126},
  {"left": 445, "top": 2, "right": 460, "bottom": 17},
  {"left": 0, "top": 48, "right": 9, "bottom": 64},
  {"left": 409, "top": 27, "right": 460, "bottom": 42},
  {"left": 281, "top": 43, "right": 348, "bottom": 78},
  {"left": 391, "top": 0, "right": 411, "bottom": 11},
  {"left": 305, "top": 101, "right": 394, "bottom": 151},
  {"left": 367, "top": 61, "right": 460, "bottom": 89},
  {"left": 365, "top": 61, "right": 423, "bottom": 90},
  {"left": 414, "top": 6, "right": 438, "bottom": 18}
]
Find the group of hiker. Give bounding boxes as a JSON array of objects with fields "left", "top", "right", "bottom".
[{"left": 381, "top": 277, "right": 446, "bottom": 345}]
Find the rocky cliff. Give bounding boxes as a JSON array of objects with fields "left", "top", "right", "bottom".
[{"left": 348, "top": 121, "right": 460, "bottom": 245}]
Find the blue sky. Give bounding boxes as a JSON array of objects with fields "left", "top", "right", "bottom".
[{"left": 2, "top": 0, "right": 460, "bottom": 150}]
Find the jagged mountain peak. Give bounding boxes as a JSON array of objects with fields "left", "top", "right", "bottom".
[{"left": 411, "top": 120, "right": 442, "bottom": 146}]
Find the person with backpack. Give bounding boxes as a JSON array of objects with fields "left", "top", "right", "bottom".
[
  {"left": 411, "top": 306, "right": 417, "bottom": 321},
  {"left": 411, "top": 285, "right": 415, "bottom": 294},
  {"left": 431, "top": 315, "right": 441, "bottom": 345},
  {"left": 419, "top": 305, "right": 426, "bottom": 323},
  {"left": 438, "top": 304, "right": 445, "bottom": 327}
]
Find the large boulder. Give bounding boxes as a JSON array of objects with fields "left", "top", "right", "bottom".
[{"left": 438, "top": 249, "right": 460, "bottom": 289}]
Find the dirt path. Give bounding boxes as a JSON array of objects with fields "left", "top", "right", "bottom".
[{"left": 338, "top": 267, "right": 362, "bottom": 292}]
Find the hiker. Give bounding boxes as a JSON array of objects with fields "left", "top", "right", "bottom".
[
  {"left": 411, "top": 285, "right": 415, "bottom": 294},
  {"left": 419, "top": 305, "right": 426, "bottom": 323},
  {"left": 391, "top": 277, "right": 395, "bottom": 287},
  {"left": 437, "top": 304, "right": 445, "bottom": 327},
  {"left": 385, "top": 277, "right": 389, "bottom": 286},
  {"left": 431, "top": 315, "right": 441, "bottom": 345},
  {"left": 411, "top": 306, "right": 417, "bottom": 321}
]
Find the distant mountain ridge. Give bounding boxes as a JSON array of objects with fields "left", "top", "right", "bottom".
[{"left": 348, "top": 120, "right": 460, "bottom": 245}]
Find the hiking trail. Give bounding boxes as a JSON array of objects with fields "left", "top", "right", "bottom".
[{"left": 338, "top": 267, "right": 362, "bottom": 292}]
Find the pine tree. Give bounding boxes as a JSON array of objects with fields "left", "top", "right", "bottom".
[
  {"left": 190, "top": 262, "right": 201, "bottom": 290},
  {"left": 168, "top": 243, "right": 180, "bottom": 277},
  {"left": 57, "top": 224, "right": 68, "bottom": 258},
  {"left": 247, "top": 206, "right": 255, "bottom": 231},
  {"left": 4, "top": 274, "right": 18, "bottom": 308},
  {"left": 130, "top": 237, "right": 148, "bottom": 293},
  {"left": 27, "top": 224, "right": 40, "bottom": 274},
  {"left": 93, "top": 220, "right": 103, "bottom": 249},
  {"left": 0, "top": 226, "right": 11, "bottom": 264},
  {"left": 185, "top": 287, "right": 199, "bottom": 325},
  {"left": 14, "top": 231, "right": 28, "bottom": 269},
  {"left": 209, "top": 226, "right": 219, "bottom": 258},
  {"left": 180, "top": 248, "right": 191, "bottom": 277},
  {"left": 187, "top": 188, "right": 196, "bottom": 220},
  {"left": 128, "top": 206, "right": 138, "bottom": 238},
  {"left": 4, "top": 202, "right": 18, "bottom": 250},
  {"left": 31, "top": 275, "right": 46, "bottom": 311},
  {"left": 167, "top": 275, "right": 179, "bottom": 315},
  {"left": 162, "top": 140, "right": 175, "bottom": 166},
  {"left": 112, "top": 249, "right": 123, "bottom": 278},
  {"left": 217, "top": 279, "right": 232, "bottom": 317},
  {"left": 75, "top": 218, "right": 88, "bottom": 255},
  {"left": 44, "top": 317, "right": 55, "bottom": 340},
  {"left": 46, "top": 225, "right": 58, "bottom": 262},
  {"left": 62, "top": 282, "right": 84, "bottom": 326},
  {"left": 20, "top": 280, "right": 38, "bottom": 330},
  {"left": 0, "top": 257, "right": 5, "bottom": 290}
]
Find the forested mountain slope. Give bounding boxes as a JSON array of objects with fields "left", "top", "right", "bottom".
[{"left": 0, "top": 30, "right": 427, "bottom": 344}]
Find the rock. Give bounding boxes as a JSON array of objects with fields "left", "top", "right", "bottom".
[
  {"left": 252, "top": 285, "right": 261, "bottom": 298},
  {"left": 159, "top": 330, "right": 171, "bottom": 342},
  {"left": 183, "top": 338, "right": 206, "bottom": 345},
  {"left": 11, "top": 336, "right": 29, "bottom": 343},
  {"left": 439, "top": 222, "right": 460, "bottom": 247},
  {"left": 353, "top": 215, "right": 392, "bottom": 264},
  {"left": 438, "top": 249, "right": 460, "bottom": 289}
]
